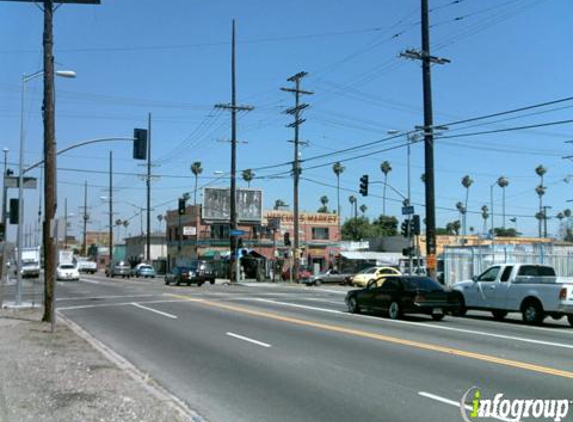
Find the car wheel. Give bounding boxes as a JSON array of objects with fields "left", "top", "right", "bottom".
[
  {"left": 388, "top": 301, "right": 402, "bottom": 320},
  {"left": 165, "top": 277, "right": 169, "bottom": 285},
  {"left": 187, "top": 281, "right": 191, "bottom": 286},
  {"left": 492, "top": 310, "right": 508, "bottom": 321},
  {"left": 198, "top": 282, "right": 204, "bottom": 287},
  {"left": 568, "top": 315, "right": 573, "bottom": 327},
  {"left": 451, "top": 292, "right": 467, "bottom": 317},
  {"left": 314, "top": 279, "right": 322, "bottom": 287},
  {"left": 210, "top": 279, "right": 215, "bottom": 285},
  {"left": 522, "top": 300, "right": 544, "bottom": 325},
  {"left": 176, "top": 278, "right": 181, "bottom": 286},
  {"left": 431, "top": 313, "right": 445, "bottom": 321},
  {"left": 347, "top": 297, "right": 360, "bottom": 314}
]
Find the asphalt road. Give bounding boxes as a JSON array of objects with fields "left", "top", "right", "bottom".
[{"left": 55, "top": 273, "right": 573, "bottom": 422}]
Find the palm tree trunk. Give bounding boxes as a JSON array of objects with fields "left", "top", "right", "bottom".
[
  {"left": 502, "top": 187, "right": 506, "bottom": 229},
  {"left": 383, "top": 174, "right": 388, "bottom": 215},
  {"left": 194, "top": 175, "right": 198, "bottom": 205},
  {"left": 337, "top": 175, "right": 341, "bottom": 242},
  {"left": 464, "top": 188, "right": 469, "bottom": 237}
]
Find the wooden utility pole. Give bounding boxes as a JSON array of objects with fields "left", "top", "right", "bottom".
[
  {"left": 82, "top": 181, "right": 88, "bottom": 255},
  {"left": 109, "top": 151, "right": 113, "bottom": 265},
  {"left": 146, "top": 113, "right": 151, "bottom": 262},
  {"left": 281, "top": 72, "right": 312, "bottom": 283},
  {"left": 215, "top": 20, "right": 253, "bottom": 282}
]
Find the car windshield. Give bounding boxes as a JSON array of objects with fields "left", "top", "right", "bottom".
[
  {"left": 140, "top": 266, "right": 153, "bottom": 270},
  {"left": 59, "top": 265, "right": 75, "bottom": 270},
  {"left": 403, "top": 277, "right": 443, "bottom": 291},
  {"left": 357, "top": 267, "right": 375, "bottom": 275}
]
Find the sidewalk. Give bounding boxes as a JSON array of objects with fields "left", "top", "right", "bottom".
[{"left": 0, "top": 308, "right": 199, "bottom": 422}]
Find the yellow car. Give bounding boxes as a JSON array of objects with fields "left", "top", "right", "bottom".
[{"left": 349, "top": 266, "right": 402, "bottom": 288}]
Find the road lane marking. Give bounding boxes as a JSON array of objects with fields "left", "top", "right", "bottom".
[
  {"left": 300, "top": 298, "right": 346, "bottom": 305},
  {"left": 57, "top": 294, "right": 156, "bottom": 301},
  {"left": 58, "top": 299, "right": 185, "bottom": 311},
  {"left": 131, "top": 303, "right": 177, "bottom": 319},
  {"left": 80, "top": 279, "right": 101, "bottom": 284},
  {"left": 168, "top": 294, "right": 573, "bottom": 380},
  {"left": 418, "top": 392, "right": 516, "bottom": 422},
  {"left": 249, "top": 299, "right": 573, "bottom": 350},
  {"left": 226, "top": 332, "right": 271, "bottom": 348}
]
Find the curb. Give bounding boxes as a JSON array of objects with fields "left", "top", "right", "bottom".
[{"left": 57, "top": 311, "right": 207, "bottom": 422}]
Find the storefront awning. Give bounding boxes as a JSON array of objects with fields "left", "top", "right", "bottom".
[{"left": 340, "top": 251, "right": 402, "bottom": 266}]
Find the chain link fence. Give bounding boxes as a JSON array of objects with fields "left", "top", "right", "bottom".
[{"left": 443, "top": 243, "right": 573, "bottom": 286}]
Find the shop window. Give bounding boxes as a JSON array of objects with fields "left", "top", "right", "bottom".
[{"left": 312, "top": 227, "right": 329, "bottom": 240}]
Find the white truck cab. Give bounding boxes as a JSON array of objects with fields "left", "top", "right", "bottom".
[{"left": 452, "top": 263, "right": 573, "bottom": 326}]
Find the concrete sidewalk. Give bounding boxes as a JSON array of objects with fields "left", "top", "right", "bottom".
[{"left": 0, "top": 308, "right": 200, "bottom": 422}]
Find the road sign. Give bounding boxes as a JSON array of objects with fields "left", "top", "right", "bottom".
[
  {"left": 401, "top": 205, "right": 414, "bottom": 215},
  {"left": 5, "top": 176, "right": 37, "bottom": 189},
  {"left": 230, "top": 229, "right": 247, "bottom": 236}
]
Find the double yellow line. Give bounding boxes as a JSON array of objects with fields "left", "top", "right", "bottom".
[{"left": 168, "top": 293, "right": 573, "bottom": 379}]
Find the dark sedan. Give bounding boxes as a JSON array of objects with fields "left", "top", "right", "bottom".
[
  {"left": 165, "top": 266, "right": 194, "bottom": 286},
  {"left": 345, "top": 276, "right": 461, "bottom": 321},
  {"left": 165, "top": 262, "right": 216, "bottom": 286}
]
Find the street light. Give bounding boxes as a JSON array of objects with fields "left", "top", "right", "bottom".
[{"left": 16, "top": 69, "right": 75, "bottom": 305}]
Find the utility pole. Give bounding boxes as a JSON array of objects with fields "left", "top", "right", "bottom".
[
  {"left": 542, "top": 205, "right": 552, "bottom": 238},
  {"left": 146, "top": 113, "right": 151, "bottom": 262},
  {"left": 109, "top": 151, "right": 113, "bottom": 265},
  {"left": 399, "top": 0, "right": 449, "bottom": 279},
  {"left": 215, "top": 20, "right": 253, "bottom": 283},
  {"left": 281, "top": 71, "right": 312, "bottom": 283},
  {"left": 64, "top": 198, "right": 67, "bottom": 249},
  {"left": 82, "top": 181, "right": 88, "bottom": 254},
  {"left": 2, "top": 148, "right": 8, "bottom": 282}
]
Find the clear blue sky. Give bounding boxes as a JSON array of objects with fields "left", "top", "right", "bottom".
[{"left": 0, "top": 0, "right": 572, "bottom": 242}]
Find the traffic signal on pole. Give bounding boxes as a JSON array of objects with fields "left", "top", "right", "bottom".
[
  {"left": 9, "top": 198, "right": 18, "bottom": 224},
  {"left": 359, "top": 174, "right": 369, "bottom": 196},
  {"left": 412, "top": 214, "right": 421, "bottom": 236},
  {"left": 402, "top": 247, "right": 414, "bottom": 257},
  {"left": 400, "top": 219, "right": 410, "bottom": 238},
  {"left": 0, "top": 222, "right": 4, "bottom": 241},
  {"left": 178, "top": 198, "right": 186, "bottom": 215},
  {"left": 133, "top": 128, "right": 148, "bottom": 160},
  {"left": 283, "top": 232, "right": 291, "bottom": 246}
]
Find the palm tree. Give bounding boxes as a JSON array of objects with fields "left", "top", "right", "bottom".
[
  {"left": 420, "top": 173, "right": 426, "bottom": 184},
  {"left": 535, "top": 165, "right": 547, "bottom": 237},
  {"left": 359, "top": 204, "right": 367, "bottom": 215},
  {"left": 380, "top": 161, "right": 392, "bottom": 215},
  {"left": 157, "top": 214, "right": 164, "bottom": 231},
  {"left": 182, "top": 192, "right": 191, "bottom": 202},
  {"left": 564, "top": 209, "right": 572, "bottom": 219},
  {"left": 318, "top": 195, "right": 329, "bottom": 213},
  {"left": 190, "top": 161, "right": 203, "bottom": 205},
  {"left": 481, "top": 205, "right": 489, "bottom": 235},
  {"left": 497, "top": 176, "right": 509, "bottom": 228},
  {"left": 274, "top": 199, "right": 286, "bottom": 210},
  {"left": 115, "top": 218, "right": 123, "bottom": 239},
  {"left": 242, "top": 169, "right": 255, "bottom": 188},
  {"left": 461, "top": 175, "right": 473, "bottom": 236},
  {"left": 333, "top": 162, "right": 345, "bottom": 242},
  {"left": 122, "top": 219, "right": 130, "bottom": 239},
  {"left": 349, "top": 195, "right": 357, "bottom": 219}
]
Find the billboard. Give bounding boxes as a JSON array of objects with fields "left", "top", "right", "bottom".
[{"left": 202, "top": 187, "right": 263, "bottom": 222}]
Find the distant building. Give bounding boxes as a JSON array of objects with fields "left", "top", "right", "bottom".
[
  {"left": 164, "top": 204, "right": 340, "bottom": 272},
  {"left": 124, "top": 233, "right": 167, "bottom": 265}
]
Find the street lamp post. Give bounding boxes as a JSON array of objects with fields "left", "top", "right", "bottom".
[
  {"left": 16, "top": 70, "right": 75, "bottom": 305},
  {"left": 2, "top": 148, "right": 8, "bottom": 284}
]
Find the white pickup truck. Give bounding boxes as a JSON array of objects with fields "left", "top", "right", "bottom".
[
  {"left": 452, "top": 264, "right": 573, "bottom": 326},
  {"left": 76, "top": 257, "right": 97, "bottom": 274}
]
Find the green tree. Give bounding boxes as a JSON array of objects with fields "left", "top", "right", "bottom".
[
  {"left": 341, "top": 216, "right": 373, "bottom": 241},
  {"left": 274, "top": 199, "right": 286, "bottom": 210},
  {"left": 190, "top": 161, "right": 203, "bottom": 205},
  {"left": 372, "top": 215, "right": 398, "bottom": 237},
  {"left": 242, "top": 168, "right": 255, "bottom": 188}
]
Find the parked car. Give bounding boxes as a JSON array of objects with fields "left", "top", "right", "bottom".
[
  {"left": 345, "top": 276, "right": 461, "bottom": 321},
  {"left": 303, "top": 268, "right": 355, "bottom": 286},
  {"left": 349, "top": 266, "right": 402, "bottom": 287},
  {"left": 76, "top": 257, "right": 97, "bottom": 274},
  {"left": 281, "top": 266, "right": 312, "bottom": 281},
  {"left": 105, "top": 261, "right": 132, "bottom": 278},
  {"left": 452, "top": 264, "right": 573, "bottom": 326},
  {"left": 165, "top": 262, "right": 215, "bottom": 286},
  {"left": 134, "top": 264, "right": 155, "bottom": 278},
  {"left": 56, "top": 263, "right": 80, "bottom": 281}
]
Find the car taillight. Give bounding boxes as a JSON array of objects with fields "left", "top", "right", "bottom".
[{"left": 559, "top": 288, "right": 567, "bottom": 300}]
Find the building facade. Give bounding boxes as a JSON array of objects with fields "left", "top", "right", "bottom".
[
  {"left": 124, "top": 233, "right": 167, "bottom": 265},
  {"left": 165, "top": 205, "right": 340, "bottom": 271}
]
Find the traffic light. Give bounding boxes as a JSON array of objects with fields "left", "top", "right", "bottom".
[
  {"left": 400, "top": 219, "right": 410, "bottom": 238},
  {"left": 283, "top": 232, "right": 291, "bottom": 246},
  {"left": 178, "top": 197, "right": 186, "bottom": 215},
  {"left": 402, "top": 247, "right": 414, "bottom": 257},
  {"left": 0, "top": 222, "right": 4, "bottom": 241},
  {"left": 412, "top": 214, "right": 421, "bottom": 236},
  {"left": 359, "top": 174, "right": 369, "bottom": 196},
  {"left": 9, "top": 198, "right": 18, "bottom": 224},
  {"left": 133, "top": 128, "right": 148, "bottom": 160}
]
